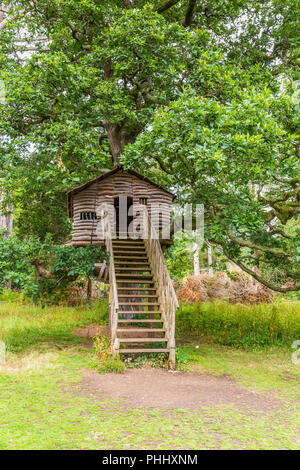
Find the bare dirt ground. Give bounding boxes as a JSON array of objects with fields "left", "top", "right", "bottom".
[{"left": 77, "top": 368, "right": 281, "bottom": 412}]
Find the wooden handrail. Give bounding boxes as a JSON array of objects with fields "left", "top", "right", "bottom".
[
  {"left": 143, "top": 209, "right": 178, "bottom": 366},
  {"left": 102, "top": 205, "right": 119, "bottom": 355}
]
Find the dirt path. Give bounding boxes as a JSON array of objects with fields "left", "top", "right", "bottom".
[{"left": 78, "top": 368, "right": 281, "bottom": 412}]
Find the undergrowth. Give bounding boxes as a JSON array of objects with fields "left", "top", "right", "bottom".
[
  {"left": 93, "top": 334, "right": 125, "bottom": 374},
  {"left": 176, "top": 300, "right": 300, "bottom": 348},
  {"left": 124, "top": 353, "right": 169, "bottom": 369}
]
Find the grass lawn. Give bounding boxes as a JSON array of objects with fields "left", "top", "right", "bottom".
[{"left": 0, "top": 301, "right": 299, "bottom": 450}]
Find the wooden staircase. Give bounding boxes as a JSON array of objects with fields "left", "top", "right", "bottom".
[
  {"left": 113, "top": 238, "right": 169, "bottom": 354},
  {"left": 104, "top": 207, "right": 178, "bottom": 368}
]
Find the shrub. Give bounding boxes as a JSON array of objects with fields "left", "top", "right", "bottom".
[
  {"left": 176, "top": 272, "right": 274, "bottom": 304},
  {"left": 0, "top": 234, "right": 109, "bottom": 303},
  {"left": 0, "top": 236, "right": 33, "bottom": 291},
  {"left": 124, "top": 353, "right": 169, "bottom": 369},
  {"left": 0, "top": 290, "right": 23, "bottom": 302},
  {"left": 93, "top": 334, "right": 125, "bottom": 374},
  {"left": 176, "top": 300, "right": 300, "bottom": 348},
  {"left": 98, "top": 357, "right": 125, "bottom": 374}
]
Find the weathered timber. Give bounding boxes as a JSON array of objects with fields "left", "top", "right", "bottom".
[{"left": 68, "top": 167, "right": 174, "bottom": 246}]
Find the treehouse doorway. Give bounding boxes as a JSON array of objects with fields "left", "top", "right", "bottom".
[{"left": 114, "top": 196, "right": 133, "bottom": 238}]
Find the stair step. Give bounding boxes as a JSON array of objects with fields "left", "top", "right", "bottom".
[
  {"left": 116, "top": 266, "right": 150, "bottom": 269},
  {"left": 117, "top": 328, "right": 165, "bottom": 333},
  {"left": 113, "top": 245, "right": 146, "bottom": 249},
  {"left": 119, "top": 338, "right": 167, "bottom": 343},
  {"left": 116, "top": 272, "right": 151, "bottom": 275},
  {"left": 116, "top": 233, "right": 143, "bottom": 236},
  {"left": 113, "top": 243, "right": 144, "bottom": 246},
  {"left": 118, "top": 311, "right": 162, "bottom": 315},
  {"left": 115, "top": 239, "right": 144, "bottom": 242},
  {"left": 114, "top": 249, "right": 145, "bottom": 252},
  {"left": 118, "top": 319, "right": 163, "bottom": 323},
  {"left": 114, "top": 235, "right": 143, "bottom": 238},
  {"left": 116, "top": 274, "right": 155, "bottom": 284},
  {"left": 118, "top": 295, "right": 158, "bottom": 298},
  {"left": 117, "top": 287, "right": 156, "bottom": 291},
  {"left": 116, "top": 273, "right": 152, "bottom": 280},
  {"left": 119, "top": 302, "right": 160, "bottom": 306},
  {"left": 114, "top": 251, "right": 147, "bottom": 255},
  {"left": 115, "top": 262, "right": 150, "bottom": 266},
  {"left": 113, "top": 238, "right": 144, "bottom": 242},
  {"left": 115, "top": 268, "right": 151, "bottom": 271},
  {"left": 117, "top": 281, "right": 155, "bottom": 285},
  {"left": 112, "top": 240, "right": 145, "bottom": 247},
  {"left": 120, "top": 349, "right": 169, "bottom": 353},
  {"left": 114, "top": 254, "right": 147, "bottom": 257}
]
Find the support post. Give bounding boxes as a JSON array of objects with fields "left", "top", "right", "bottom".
[
  {"left": 87, "top": 278, "right": 92, "bottom": 299},
  {"left": 112, "top": 338, "right": 120, "bottom": 359},
  {"left": 108, "top": 303, "right": 112, "bottom": 338},
  {"left": 168, "top": 338, "right": 176, "bottom": 370}
]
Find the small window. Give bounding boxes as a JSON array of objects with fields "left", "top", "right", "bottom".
[
  {"left": 139, "top": 197, "right": 148, "bottom": 205},
  {"left": 80, "top": 212, "right": 97, "bottom": 221}
]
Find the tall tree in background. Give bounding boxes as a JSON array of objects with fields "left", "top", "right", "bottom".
[
  {"left": 0, "top": 1, "right": 299, "bottom": 290},
  {"left": 0, "top": 190, "right": 12, "bottom": 237}
]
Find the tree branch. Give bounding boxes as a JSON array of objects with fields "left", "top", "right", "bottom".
[
  {"left": 183, "top": 0, "right": 197, "bottom": 27},
  {"left": 228, "top": 228, "right": 290, "bottom": 259},
  {"left": 123, "top": 0, "right": 133, "bottom": 8},
  {"left": 222, "top": 249, "right": 300, "bottom": 293},
  {"left": 29, "top": 258, "right": 79, "bottom": 282},
  {"left": 153, "top": 155, "right": 174, "bottom": 174},
  {"left": 267, "top": 224, "right": 292, "bottom": 240},
  {"left": 30, "top": 259, "right": 55, "bottom": 279},
  {"left": 156, "top": 0, "right": 181, "bottom": 14}
]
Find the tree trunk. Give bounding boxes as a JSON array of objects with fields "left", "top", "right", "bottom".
[
  {"left": 29, "top": 259, "right": 56, "bottom": 279},
  {"left": 0, "top": 3, "right": 8, "bottom": 30},
  {"left": 87, "top": 278, "right": 92, "bottom": 299},
  {"left": 103, "top": 120, "right": 122, "bottom": 166},
  {"left": 207, "top": 241, "right": 213, "bottom": 275},
  {"left": 253, "top": 250, "right": 260, "bottom": 288},
  {"left": 0, "top": 191, "right": 13, "bottom": 238},
  {"left": 193, "top": 243, "right": 200, "bottom": 275}
]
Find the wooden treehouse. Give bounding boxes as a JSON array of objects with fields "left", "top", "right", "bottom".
[{"left": 67, "top": 166, "right": 178, "bottom": 367}]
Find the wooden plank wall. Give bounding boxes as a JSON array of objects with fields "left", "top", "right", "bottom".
[
  {"left": 71, "top": 172, "right": 173, "bottom": 246},
  {"left": 72, "top": 183, "right": 103, "bottom": 246}
]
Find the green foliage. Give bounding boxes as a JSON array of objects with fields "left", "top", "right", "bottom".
[
  {"left": 0, "top": 236, "right": 34, "bottom": 291},
  {"left": 98, "top": 356, "right": 125, "bottom": 374},
  {"left": 165, "top": 237, "right": 194, "bottom": 279},
  {"left": 124, "top": 353, "right": 169, "bottom": 369},
  {"left": 175, "top": 348, "right": 190, "bottom": 366},
  {"left": 125, "top": 90, "right": 300, "bottom": 291},
  {"left": 93, "top": 334, "right": 111, "bottom": 363},
  {"left": 0, "top": 235, "right": 108, "bottom": 302},
  {"left": 93, "top": 334, "right": 125, "bottom": 374},
  {"left": 0, "top": 289, "right": 23, "bottom": 302},
  {"left": 176, "top": 301, "right": 300, "bottom": 348}
]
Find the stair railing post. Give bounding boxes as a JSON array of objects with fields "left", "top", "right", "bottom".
[{"left": 103, "top": 203, "right": 119, "bottom": 358}]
